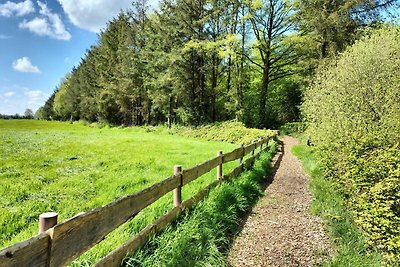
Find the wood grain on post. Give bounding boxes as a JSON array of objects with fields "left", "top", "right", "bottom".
[
  {"left": 216, "top": 151, "right": 223, "bottom": 180},
  {"left": 173, "top": 165, "right": 182, "bottom": 207},
  {"left": 39, "top": 212, "right": 58, "bottom": 234}
]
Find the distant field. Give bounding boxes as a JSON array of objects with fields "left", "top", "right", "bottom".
[{"left": 0, "top": 120, "right": 238, "bottom": 264}]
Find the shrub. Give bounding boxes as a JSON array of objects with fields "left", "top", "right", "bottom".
[
  {"left": 302, "top": 27, "right": 400, "bottom": 264},
  {"left": 179, "top": 120, "right": 276, "bottom": 145},
  {"left": 279, "top": 122, "right": 306, "bottom": 135}
]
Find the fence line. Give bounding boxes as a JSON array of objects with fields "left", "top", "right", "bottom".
[{"left": 0, "top": 132, "right": 277, "bottom": 267}]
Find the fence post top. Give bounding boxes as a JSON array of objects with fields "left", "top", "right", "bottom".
[
  {"left": 39, "top": 212, "right": 58, "bottom": 219},
  {"left": 173, "top": 165, "right": 182, "bottom": 176}
]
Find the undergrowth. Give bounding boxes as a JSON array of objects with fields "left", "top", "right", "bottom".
[
  {"left": 125, "top": 142, "right": 277, "bottom": 266},
  {"left": 292, "top": 144, "right": 382, "bottom": 267},
  {"left": 175, "top": 121, "right": 276, "bottom": 145}
]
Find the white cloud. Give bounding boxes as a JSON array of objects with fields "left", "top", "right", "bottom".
[
  {"left": 24, "top": 89, "right": 47, "bottom": 100},
  {"left": 19, "top": 1, "right": 71, "bottom": 41},
  {"left": 0, "top": 0, "right": 34, "bottom": 17},
  {"left": 12, "top": 57, "right": 41, "bottom": 73},
  {"left": 57, "top": 0, "right": 133, "bottom": 32},
  {"left": 4, "top": 91, "right": 16, "bottom": 97},
  {"left": 0, "top": 87, "right": 49, "bottom": 115}
]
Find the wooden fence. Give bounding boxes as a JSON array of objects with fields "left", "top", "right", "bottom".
[{"left": 0, "top": 133, "right": 277, "bottom": 267}]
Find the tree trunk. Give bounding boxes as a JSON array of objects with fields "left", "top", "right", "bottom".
[
  {"left": 258, "top": 65, "right": 269, "bottom": 128},
  {"left": 258, "top": 0, "right": 274, "bottom": 128},
  {"left": 211, "top": 53, "right": 218, "bottom": 122}
]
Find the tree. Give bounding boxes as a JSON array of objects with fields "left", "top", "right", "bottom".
[
  {"left": 24, "top": 108, "right": 34, "bottom": 119},
  {"left": 246, "top": 0, "right": 301, "bottom": 128},
  {"left": 292, "top": 0, "right": 399, "bottom": 58}
]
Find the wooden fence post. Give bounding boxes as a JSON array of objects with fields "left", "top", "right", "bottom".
[
  {"left": 239, "top": 144, "right": 244, "bottom": 165},
  {"left": 217, "top": 151, "right": 223, "bottom": 180},
  {"left": 251, "top": 141, "right": 255, "bottom": 156},
  {"left": 260, "top": 137, "right": 263, "bottom": 151},
  {"left": 39, "top": 212, "right": 58, "bottom": 234},
  {"left": 173, "top": 165, "right": 182, "bottom": 207}
]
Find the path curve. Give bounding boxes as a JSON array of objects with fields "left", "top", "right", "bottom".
[{"left": 228, "top": 136, "right": 332, "bottom": 267}]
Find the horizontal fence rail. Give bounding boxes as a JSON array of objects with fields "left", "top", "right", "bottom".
[{"left": 0, "top": 132, "right": 277, "bottom": 267}]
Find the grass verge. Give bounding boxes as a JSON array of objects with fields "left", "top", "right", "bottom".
[
  {"left": 292, "top": 144, "right": 382, "bottom": 267},
  {"left": 124, "top": 142, "right": 278, "bottom": 266}
]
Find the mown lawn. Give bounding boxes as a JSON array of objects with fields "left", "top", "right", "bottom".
[{"left": 0, "top": 120, "right": 239, "bottom": 265}]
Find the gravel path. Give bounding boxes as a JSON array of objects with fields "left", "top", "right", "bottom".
[{"left": 227, "top": 136, "right": 333, "bottom": 267}]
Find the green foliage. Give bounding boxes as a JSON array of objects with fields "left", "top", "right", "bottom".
[
  {"left": 279, "top": 122, "right": 306, "bottom": 136},
  {"left": 292, "top": 144, "right": 382, "bottom": 267},
  {"left": 178, "top": 120, "right": 275, "bottom": 145},
  {"left": 344, "top": 142, "right": 400, "bottom": 264},
  {"left": 302, "top": 27, "right": 400, "bottom": 264},
  {"left": 127, "top": 144, "right": 277, "bottom": 266},
  {"left": 292, "top": 0, "right": 397, "bottom": 58}
]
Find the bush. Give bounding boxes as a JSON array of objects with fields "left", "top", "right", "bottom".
[
  {"left": 279, "top": 122, "right": 306, "bottom": 135},
  {"left": 302, "top": 27, "right": 400, "bottom": 264},
  {"left": 179, "top": 120, "right": 276, "bottom": 145}
]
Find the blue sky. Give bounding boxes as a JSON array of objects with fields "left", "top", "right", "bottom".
[{"left": 0, "top": 0, "right": 158, "bottom": 115}]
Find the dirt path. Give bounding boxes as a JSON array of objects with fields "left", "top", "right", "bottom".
[{"left": 228, "top": 136, "right": 333, "bottom": 267}]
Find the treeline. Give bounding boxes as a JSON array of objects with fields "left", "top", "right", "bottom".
[
  {"left": 36, "top": 0, "right": 397, "bottom": 128},
  {"left": 1, "top": 109, "right": 34, "bottom": 120}
]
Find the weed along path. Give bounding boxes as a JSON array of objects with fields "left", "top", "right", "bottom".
[{"left": 228, "top": 136, "right": 332, "bottom": 267}]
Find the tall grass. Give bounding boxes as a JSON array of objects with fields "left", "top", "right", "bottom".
[
  {"left": 126, "top": 143, "right": 277, "bottom": 266},
  {"left": 292, "top": 144, "right": 382, "bottom": 267}
]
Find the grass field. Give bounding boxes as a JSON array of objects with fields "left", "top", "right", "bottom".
[{"left": 0, "top": 120, "right": 243, "bottom": 265}]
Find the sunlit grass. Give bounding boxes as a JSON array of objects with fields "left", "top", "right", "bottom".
[{"left": 0, "top": 120, "right": 242, "bottom": 265}]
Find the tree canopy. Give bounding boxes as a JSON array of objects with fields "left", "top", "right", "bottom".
[{"left": 37, "top": 0, "right": 399, "bottom": 129}]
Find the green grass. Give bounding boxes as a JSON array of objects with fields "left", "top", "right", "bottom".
[
  {"left": 126, "top": 143, "right": 277, "bottom": 266},
  {"left": 0, "top": 120, "right": 245, "bottom": 265},
  {"left": 292, "top": 144, "right": 382, "bottom": 267}
]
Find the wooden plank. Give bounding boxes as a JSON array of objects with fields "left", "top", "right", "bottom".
[
  {"left": 224, "top": 164, "right": 244, "bottom": 181},
  {"left": 0, "top": 233, "right": 49, "bottom": 267},
  {"left": 95, "top": 179, "right": 222, "bottom": 267},
  {"left": 223, "top": 147, "right": 243, "bottom": 163},
  {"left": 253, "top": 140, "right": 260, "bottom": 150},
  {"left": 256, "top": 139, "right": 263, "bottom": 149},
  {"left": 182, "top": 156, "right": 221, "bottom": 186},
  {"left": 244, "top": 143, "right": 256, "bottom": 156},
  {"left": 244, "top": 155, "right": 256, "bottom": 169},
  {"left": 49, "top": 174, "right": 180, "bottom": 267},
  {"left": 93, "top": 207, "right": 180, "bottom": 267},
  {"left": 182, "top": 180, "right": 221, "bottom": 210}
]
